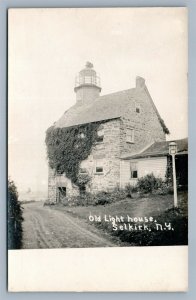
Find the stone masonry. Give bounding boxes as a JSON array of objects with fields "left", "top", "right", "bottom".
[{"left": 47, "top": 63, "right": 167, "bottom": 203}]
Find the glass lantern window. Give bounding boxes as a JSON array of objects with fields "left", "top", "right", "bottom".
[{"left": 85, "top": 76, "right": 92, "bottom": 84}]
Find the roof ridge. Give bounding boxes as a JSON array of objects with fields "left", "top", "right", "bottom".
[{"left": 98, "top": 88, "right": 135, "bottom": 99}]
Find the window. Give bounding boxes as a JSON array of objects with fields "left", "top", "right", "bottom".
[
  {"left": 130, "top": 162, "right": 138, "bottom": 179},
  {"left": 95, "top": 160, "right": 104, "bottom": 174},
  {"left": 79, "top": 168, "right": 87, "bottom": 174},
  {"left": 56, "top": 170, "right": 63, "bottom": 176},
  {"left": 84, "top": 76, "right": 92, "bottom": 84},
  {"left": 96, "top": 167, "right": 103, "bottom": 173},
  {"left": 135, "top": 103, "right": 141, "bottom": 113},
  {"left": 78, "top": 132, "right": 85, "bottom": 139},
  {"left": 126, "top": 128, "right": 134, "bottom": 143},
  {"left": 96, "top": 127, "right": 104, "bottom": 143}
]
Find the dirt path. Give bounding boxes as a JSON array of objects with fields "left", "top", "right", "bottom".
[{"left": 22, "top": 201, "right": 116, "bottom": 249}]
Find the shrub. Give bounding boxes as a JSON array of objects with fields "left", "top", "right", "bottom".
[
  {"left": 125, "top": 183, "right": 137, "bottom": 197},
  {"left": 61, "top": 192, "right": 95, "bottom": 207},
  {"left": 8, "top": 179, "right": 24, "bottom": 249},
  {"left": 136, "top": 173, "right": 164, "bottom": 194},
  {"left": 94, "top": 188, "right": 127, "bottom": 206},
  {"left": 112, "top": 186, "right": 128, "bottom": 200},
  {"left": 77, "top": 173, "right": 91, "bottom": 187},
  {"left": 93, "top": 191, "right": 113, "bottom": 206},
  {"left": 43, "top": 200, "right": 55, "bottom": 206},
  {"left": 60, "top": 187, "right": 128, "bottom": 207}
]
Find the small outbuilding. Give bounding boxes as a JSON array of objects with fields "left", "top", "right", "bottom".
[{"left": 120, "top": 138, "right": 188, "bottom": 188}]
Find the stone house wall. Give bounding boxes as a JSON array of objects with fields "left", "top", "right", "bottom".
[
  {"left": 120, "top": 87, "right": 166, "bottom": 156},
  {"left": 48, "top": 83, "right": 166, "bottom": 202},
  {"left": 48, "top": 167, "right": 56, "bottom": 203},
  {"left": 48, "top": 118, "right": 122, "bottom": 202},
  {"left": 80, "top": 119, "right": 121, "bottom": 193}
]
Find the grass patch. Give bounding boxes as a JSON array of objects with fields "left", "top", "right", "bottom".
[{"left": 51, "top": 191, "right": 188, "bottom": 246}]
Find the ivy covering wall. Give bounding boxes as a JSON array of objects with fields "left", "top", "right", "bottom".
[
  {"left": 45, "top": 122, "right": 103, "bottom": 187},
  {"left": 159, "top": 117, "right": 170, "bottom": 135}
]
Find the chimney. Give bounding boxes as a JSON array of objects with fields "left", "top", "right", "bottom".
[{"left": 136, "top": 76, "right": 145, "bottom": 89}]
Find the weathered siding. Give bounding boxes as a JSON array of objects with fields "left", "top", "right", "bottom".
[
  {"left": 138, "top": 157, "right": 167, "bottom": 178},
  {"left": 120, "top": 157, "right": 167, "bottom": 188}
]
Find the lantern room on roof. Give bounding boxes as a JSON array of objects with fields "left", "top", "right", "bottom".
[{"left": 46, "top": 61, "right": 185, "bottom": 204}]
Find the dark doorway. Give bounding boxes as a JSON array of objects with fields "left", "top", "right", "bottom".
[
  {"left": 79, "top": 186, "right": 86, "bottom": 195},
  {"left": 175, "top": 154, "right": 188, "bottom": 188},
  {"left": 57, "top": 187, "right": 67, "bottom": 203}
]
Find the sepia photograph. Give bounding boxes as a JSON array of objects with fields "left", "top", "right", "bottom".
[{"left": 8, "top": 8, "right": 188, "bottom": 252}]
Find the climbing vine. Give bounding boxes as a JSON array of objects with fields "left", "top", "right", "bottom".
[
  {"left": 45, "top": 122, "right": 103, "bottom": 187},
  {"left": 159, "top": 117, "right": 170, "bottom": 135}
]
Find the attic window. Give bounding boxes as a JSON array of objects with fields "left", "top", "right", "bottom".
[
  {"left": 126, "top": 128, "right": 134, "bottom": 143},
  {"left": 96, "top": 127, "right": 104, "bottom": 143}
]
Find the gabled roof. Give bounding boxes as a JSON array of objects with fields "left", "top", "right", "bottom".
[
  {"left": 122, "top": 138, "right": 188, "bottom": 160},
  {"left": 54, "top": 89, "right": 136, "bottom": 128}
]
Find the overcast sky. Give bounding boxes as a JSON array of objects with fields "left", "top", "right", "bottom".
[{"left": 8, "top": 8, "right": 187, "bottom": 197}]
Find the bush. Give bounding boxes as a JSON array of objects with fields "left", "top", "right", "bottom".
[
  {"left": 94, "top": 188, "right": 127, "bottom": 206},
  {"left": 93, "top": 191, "right": 113, "bottom": 206},
  {"left": 8, "top": 179, "right": 24, "bottom": 249},
  {"left": 125, "top": 183, "right": 137, "bottom": 197},
  {"left": 136, "top": 173, "right": 165, "bottom": 194},
  {"left": 77, "top": 173, "right": 91, "bottom": 186},
  {"left": 43, "top": 200, "right": 55, "bottom": 206},
  {"left": 61, "top": 192, "right": 95, "bottom": 207},
  {"left": 59, "top": 187, "right": 128, "bottom": 207}
]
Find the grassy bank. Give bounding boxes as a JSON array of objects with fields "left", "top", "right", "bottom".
[{"left": 51, "top": 191, "right": 188, "bottom": 246}]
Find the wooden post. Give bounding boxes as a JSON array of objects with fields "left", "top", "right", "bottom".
[{"left": 172, "top": 154, "right": 178, "bottom": 208}]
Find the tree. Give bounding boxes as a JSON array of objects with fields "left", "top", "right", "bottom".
[{"left": 8, "top": 179, "right": 23, "bottom": 249}]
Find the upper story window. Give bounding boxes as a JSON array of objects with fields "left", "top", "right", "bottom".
[
  {"left": 96, "top": 166, "right": 103, "bottom": 173},
  {"left": 130, "top": 162, "right": 138, "bottom": 179},
  {"left": 96, "top": 127, "right": 104, "bottom": 143},
  {"left": 126, "top": 128, "right": 134, "bottom": 143},
  {"left": 79, "top": 168, "right": 88, "bottom": 174},
  {"left": 135, "top": 103, "right": 141, "bottom": 113},
  {"left": 95, "top": 159, "right": 104, "bottom": 174},
  {"left": 56, "top": 170, "right": 63, "bottom": 176},
  {"left": 78, "top": 132, "right": 85, "bottom": 139}
]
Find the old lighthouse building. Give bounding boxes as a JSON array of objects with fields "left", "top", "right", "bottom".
[{"left": 47, "top": 62, "right": 169, "bottom": 203}]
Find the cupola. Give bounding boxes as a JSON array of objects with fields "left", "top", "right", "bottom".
[{"left": 74, "top": 62, "right": 101, "bottom": 104}]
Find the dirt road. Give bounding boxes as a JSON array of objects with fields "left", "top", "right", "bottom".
[{"left": 22, "top": 201, "right": 116, "bottom": 249}]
